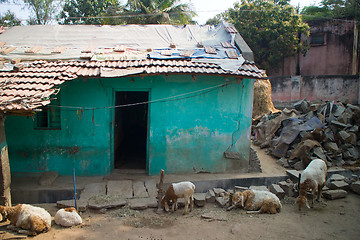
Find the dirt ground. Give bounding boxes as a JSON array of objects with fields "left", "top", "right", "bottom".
[
  {"left": 1, "top": 148, "right": 359, "bottom": 240},
  {"left": 0, "top": 193, "right": 357, "bottom": 240}
]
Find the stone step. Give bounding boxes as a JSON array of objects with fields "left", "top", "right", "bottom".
[{"left": 107, "top": 180, "right": 133, "bottom": 198}]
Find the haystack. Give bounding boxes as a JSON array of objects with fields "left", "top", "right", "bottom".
[{"left": 252, "top": 79, "right": 280, "bottom": 120}]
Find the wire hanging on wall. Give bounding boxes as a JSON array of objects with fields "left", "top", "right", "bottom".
[{"left": 49, "top": 79, "right": 236, "bottom": 112}]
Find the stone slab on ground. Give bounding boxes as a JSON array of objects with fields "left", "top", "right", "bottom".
[
  {"left": 269, "top": 184, "right": 285, "bottom": 200},
  {"left": 79, "top": 182, "right": 107, "bottom": 201},
  {"left": 128, "top": 197, "right": 158, "bottom": 210},
  {"left": 328, "top": 174, "right": 346, "bottom": 182},
  {"left": 278, "top": 181, "right": 294, "bottom": 197},
  {"left": 249, "top": 186, "right": 268, "bottom": 191},
  {"left": 350, "top": 181, "right": 360, "bottom": 194},
  {"left": 205, "top": 190, "right": 215, "bottom": 203},
  {"left": 215, "top": 196, "right": 228, "bottom": 207},
  {"left": 145, "top": 179, "right": 158, "bottom": 198},
  {"left": 194, "top": 193, "right": 206, "bottom": 207},
  {"left": 286, "top": 170, "right": 301, "bottom": 183},
  {"left": 133, "top": 181, "right": 149, "bottom": 198},
  {"left": 107, "top": 180, "right": 133, "bottom": 199},
  {"left": 56, "top": 199, "right": 87, "bottom": 212},
  {"left": 87, "top": 195, "right": 126, "bottom": 209},
  {"left": 328, "top": 180, "right": 350, "bottom": 191},
  {"left": 213, "top": 188, "right": 226, "bottom": 196},
  {"left": 322, "top": 189, "right": 347, "bottom": 200}
]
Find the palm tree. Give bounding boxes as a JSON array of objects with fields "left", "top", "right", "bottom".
[{"left": 123, "top": 0, "right": 196, "bottom": 24}]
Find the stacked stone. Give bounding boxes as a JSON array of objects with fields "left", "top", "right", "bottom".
[{"left": 253, "top": 99, "right": 360, "bottom": 170}]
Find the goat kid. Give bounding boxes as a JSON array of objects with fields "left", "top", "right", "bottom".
[
  {"left": 0, "top": 204, "right": 51, "bottom": 236},
  {"left": 232, "top": 189, "right": 282, "bottom": 214},
  {"left": 296, "top": 158, "right": 327, "bottom": 210},
  {"left": 161, "top": 181, "right": 195, "bottom": 215}
]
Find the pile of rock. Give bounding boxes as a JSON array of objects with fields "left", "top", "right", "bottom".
[
  {"left": 192, "top": 171, "right": 360, "bottom": 214},
  {"left": 323, "top": 173, "right": 360, "bottom": 199},
  {"left": 253, "top": 99, "right": 360, "bottom": 170}
]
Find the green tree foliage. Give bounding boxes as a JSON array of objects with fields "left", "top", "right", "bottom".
[
  {"left": 301, "top": 0, "right": 360, "bottom": 21},
  {"left": 24, "top": 0, "right": 59, "bottom": 24},
  {"left": 0, "top": 10, "right": 21, "bottom": 27},
  {"left": 205, "top": 15, "right": 221, "bottom": 25},
  {"left": 222, "top": 0, "right": 310, "bottom": 71},
  {"left": 59, "top": 0, "right": 124, "bottom": 25},
  {"left": 301, "top": 5, "right": 331, "bottom": 21},
  {"left": 122, "top": 0, "right": 196, "bottom": 24}
]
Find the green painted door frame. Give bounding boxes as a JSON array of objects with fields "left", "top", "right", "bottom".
[{"left": 111, "top": 88, "right": 151, "bottom": 173}]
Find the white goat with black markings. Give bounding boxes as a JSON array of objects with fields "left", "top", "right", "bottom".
[
  {"left": 161, "top": 181, "right": 195, "bottom": 215},
  {"left": 296, "top": 158, "right": 327, "bottom": 210}
]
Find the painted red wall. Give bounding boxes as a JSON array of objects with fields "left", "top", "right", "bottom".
[
  {"left": 270, "top": 20, "right": 355, "bottom": 76},
  {"left": 270, "top": 75, "right": 359, "bottom": 105}
]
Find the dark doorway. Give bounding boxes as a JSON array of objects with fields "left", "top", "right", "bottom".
[{"left": 114, "top": 91, "right": 148, "bottom": 170}]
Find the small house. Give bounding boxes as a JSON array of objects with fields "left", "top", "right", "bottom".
[{"left": 0, "top": 23, "right": 263, "bottom": 177}]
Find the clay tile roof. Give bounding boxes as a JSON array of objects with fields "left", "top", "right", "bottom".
[
  {"left": 0, "top": 24, "right": 264, "bottom": 114},
  {"left": 0, "top": 63, "right": 76, "bottom": 114},
  {"left": 1, "top": 59, "right": 263, "bottom": 113}
]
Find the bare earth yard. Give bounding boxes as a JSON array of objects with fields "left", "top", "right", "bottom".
[
  {"left": 1, "top": 193, "right": 358, "bottom": 240},
  {"left": 1, "top": 147, "right": 359, "bottom": 240}
]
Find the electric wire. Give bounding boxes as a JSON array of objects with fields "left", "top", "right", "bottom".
[{"left": 48, "top": 79, "right": 236, "bottom": 111}]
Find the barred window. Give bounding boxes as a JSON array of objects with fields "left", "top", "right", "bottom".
[
  {"left": 310, "top": 32, "right": 326, "bottom": 46},
  {"left": 35, "top": 97, "right": 61, "bottom": 130}
]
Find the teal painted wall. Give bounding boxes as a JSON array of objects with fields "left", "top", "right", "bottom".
[{"left": 5, "top": 75, "right": 254, "bottom": 176}]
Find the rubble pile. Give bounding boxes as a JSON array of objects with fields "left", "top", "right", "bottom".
[
  {"left": 193, "top": 172, "right": 360, "bottom": 215},
  {"left": 252, "top": 99, "right": 360, "bottom": 170}
]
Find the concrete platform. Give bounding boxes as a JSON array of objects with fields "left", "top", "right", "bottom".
[{"left": 10, "top": 166, "right": 359, "bottom": 205}]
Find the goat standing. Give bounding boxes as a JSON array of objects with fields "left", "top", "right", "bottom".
[
  {"left": 161, "top": 181, "right": 195, "bottom": 215},
  {"left": 296, "top": 158, "right": 327, "bottom": 210}
]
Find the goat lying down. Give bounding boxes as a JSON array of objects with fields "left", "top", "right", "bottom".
[
  {"left": 296, "top": 158, "right": 327, "bottom": 210},
  {"left": 55, "top": 207, "right": 82, "bottom": 227},
  {"left": 161, "top": 181, "right": 195, "bottom": 215},
  {"left": 0, "top": 204, "right": 51, "bottom": 236},
  {"left": 232, "top": 189, "right": 282, "bottom": 214}
]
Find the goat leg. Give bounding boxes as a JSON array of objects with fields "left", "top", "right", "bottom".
[
  {"left": 190, "top": 196, "right": 194, "bottom": 212},
  {"left": 227, "top": 205, "right": 236, "bottom": 211},
  {"left": 246, "top": 210, "right": 261, "bottom": 214}
]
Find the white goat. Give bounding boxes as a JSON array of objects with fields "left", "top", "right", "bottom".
[
  {"left": 54, "top": 207, "right": 82, "bottom": 227},
  {"left": 161, "top": 181, "right": 195, "bottom": 215},
  {"left": 296, "top": 158, "right": 327, "bottom": 210},
  {"left": 0, "top": 204, "right": 51, "bottom": 236},
  {"left": 232, "top": 189, "right": 282, "bottom": 214}
]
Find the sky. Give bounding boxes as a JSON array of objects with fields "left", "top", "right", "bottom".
[
  {"left": 0, "top": 0, "right": 322, "bottom": 25},
  {"left": 187, "top": 0, "right": 322, "bottom": 24}
]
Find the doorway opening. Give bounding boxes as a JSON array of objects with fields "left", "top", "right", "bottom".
[{"left": 114, "top": 91, "right": 148, "bottom": 170}]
